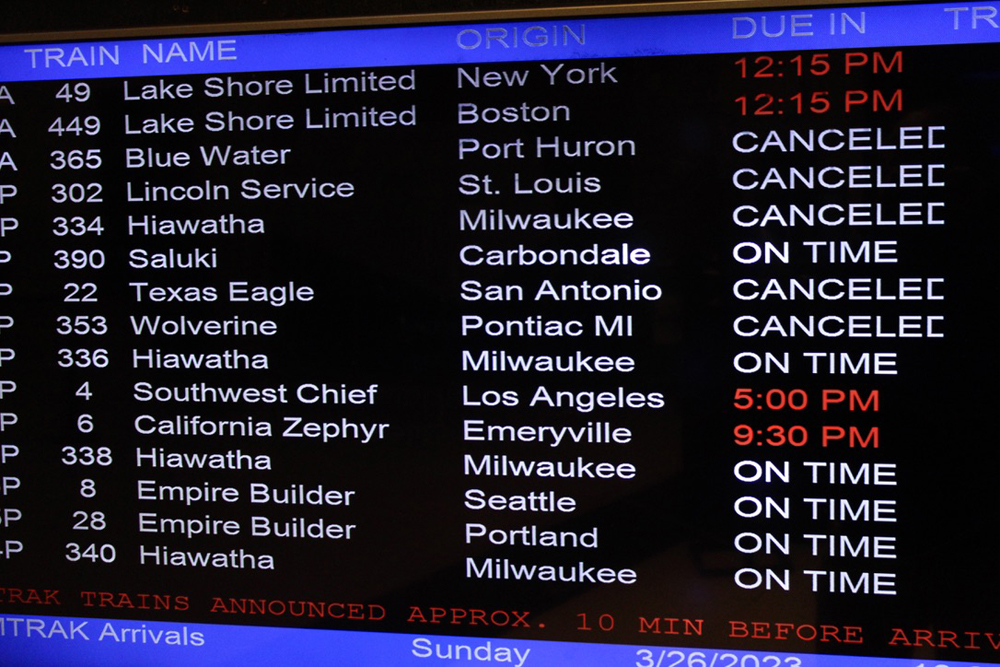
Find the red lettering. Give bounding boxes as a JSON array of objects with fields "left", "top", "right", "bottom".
[{"left": 728, "top": 620, "right": 862, "bottom": 643}]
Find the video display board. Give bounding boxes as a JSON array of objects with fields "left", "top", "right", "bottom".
[{"left": 0, "top": 2, "right": 998, "bottom": 664}]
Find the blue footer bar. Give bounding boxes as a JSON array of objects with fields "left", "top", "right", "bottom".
[{"left": 0, "top": 615, "right": 992, "bottom": 667}]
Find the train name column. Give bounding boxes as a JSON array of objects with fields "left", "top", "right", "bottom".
[{"left": 122, "top": 68, "right": 384, "bottom": 576}]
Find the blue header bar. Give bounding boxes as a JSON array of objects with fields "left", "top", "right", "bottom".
[{"left": 0, "top": 2, "right": 998, "bottom": 82}]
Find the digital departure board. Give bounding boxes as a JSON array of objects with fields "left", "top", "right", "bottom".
[{"left": 1, "top": 1, "right": 998, "bottom": 665}]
